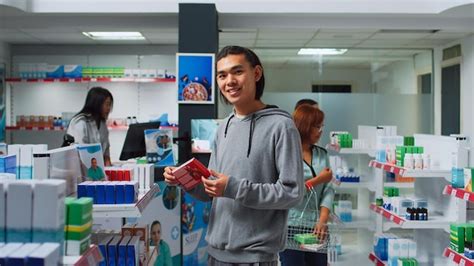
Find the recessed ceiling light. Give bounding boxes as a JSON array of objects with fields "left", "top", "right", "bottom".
[
  {"left": 298, "top": 48, "right": 348, "bottom": 55},
  {"left": 82, "top": 32, "right": 145, "bottom": 40}
]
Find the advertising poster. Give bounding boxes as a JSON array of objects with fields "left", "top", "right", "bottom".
[
  {"left": 76, "top": 143, "right": 106, "bottom": 181},
  {"left": 131, "top": 181, "right": 182, "bottom": 266},
  {"left": 177, "top": 53, "right": 215, "bottom": 104},
  {"left": 182, "top": 192, "right": 211, "bottom": 266},
  {"left": 0, "top": 63, "right": 5, "bottom": 142}
]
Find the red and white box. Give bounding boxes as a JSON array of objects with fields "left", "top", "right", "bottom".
[{"left": 172, "top": 158, "right": 210, "bottom": 190}]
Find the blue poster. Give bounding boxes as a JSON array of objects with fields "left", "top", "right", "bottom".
[
  {"left": 177, "top": 53, "right": 215, "bottom": 104},
  {"left": 0, "top": 63, "right": 5, "bottom": 142},
  {"left": 131, "top": 181, "right": 182, "bottom": 266},
  {"left": 182, "top": 192, "right": 211, "bottom": 266}
]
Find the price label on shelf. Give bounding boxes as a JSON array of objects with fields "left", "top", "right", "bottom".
[
  {"left": 452, "top": 189, "right": 457, "bottom": 196},
  {"left": 460, "top": 258, "right": 466, "bottom": 266},
  {"left": 399, "top": 169, "right": 405, "bottom": 176},
  {"left": 464, "top": 193, "right": 470, "bottom": 201},
  {"left": 390, "top": 215, "right": 395, "bottom": 221},
  {"left": 449, "top": 252, "right": 455, "bottom": 260},
  {"left": 390, "top": 166, "right": 394, "bottom": 173}
]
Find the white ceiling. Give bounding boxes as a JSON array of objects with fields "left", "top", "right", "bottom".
[{"left": 0, "top": 2, "right": 472, "bottom": 68}]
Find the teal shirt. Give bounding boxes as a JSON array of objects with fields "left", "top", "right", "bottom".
[
  {"left": 87, "top": 166, "right": 105, "bottom": 181},
  {"left": 288, "top": 145, "right": 335, "bottom": 226},
  {"left": 154, "top": 240, "right": 172, "bottom": 266}
]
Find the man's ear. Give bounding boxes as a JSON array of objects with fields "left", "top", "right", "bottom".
[{"left": 254, "top": 65, "right": 263, "bottom": 82}]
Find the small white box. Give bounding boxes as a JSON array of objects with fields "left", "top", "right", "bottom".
[
  {"left": 7, "top": 144, "right": 20, "bottom": 168},
  {"left": 145, "top": 164, "right": 154, "bottom": 190},
  {"left": 28, "top": 243, "right": 61, "bottom": 266},
  {"left": 7, "top": 243, "right": 41, "bottom": 264},
  {"left": 0, "top": 182, "right": 5, "bottom": 241},
  {"left": 33, "top": 180, "right": 66, "bottom": 230},
  {"left": 408, "top": 240, "right": 417, "bottom": 258},
  {"left": 0, "top": 243, "right": 24, "bottom": 263},
  {"left": 20, "top": 145, "right": 33, "bottom": 167},
  {"left": 33, "top": 153, "right": 50, "bottom": 180},
  {"left": 7, "top": 181, "right": 33, "bottom": 230}
]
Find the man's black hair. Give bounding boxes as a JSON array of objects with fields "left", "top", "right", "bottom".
[{"left": 216, "top": 46, "right": 265, "bottom": 104}]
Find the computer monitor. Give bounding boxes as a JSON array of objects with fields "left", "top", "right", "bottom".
[{"left": 119, "top": 121, "right": 161, "bottom": 161}]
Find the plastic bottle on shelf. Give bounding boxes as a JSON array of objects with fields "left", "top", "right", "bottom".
[
  {"left": 404, "top": 154, "right": 414, "bottom": 169},
  {"left": 57, "top": 117, "right": 63, "bottom": 128},
  {"left": 132, "top": 116, "right": 137, "bottom": 124},
  {"left": 126, "top": 116, "right": 132, "bottom": 126},
  {"left": 422, "top": 154, "right": 430, "bottom": 170},
  {"left": 414, "top": 154, "right": 423, "bottom": 170}
]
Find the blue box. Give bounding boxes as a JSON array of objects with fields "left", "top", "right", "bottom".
[
  {"left": 118, "top": 236, "right": 130, "bottom": 266},
  {"left": 96, "top": 182, "right": 106, "bottom": 204},
  {"left": 124, "top": 182, "right": 137, "bottom": 204},
  {"left": 46, "top": 65, "right": 64, "bottom": 78},
  {"left": 63, "top": 65, "right": 83, "bottom": 78},
  {"left": 116, "top": 183, "right": 125, "bottom": 204},
  {"left": 127, "top": 236, "right": 140, "bottom": 266},
  {"left": 98, "top": 235, "right": 113, "bottom": 266},
  {"left": 77, "top": 182, "right": 88, "bottom": 198},
  {"left": 86, "top": 183, "right": 96, "bottom": 204},
  {"left": 105, "top": 184, "right": 115, "bottom": 204},
  {"left": 108, "top": 236, "right": 122, "bottom": 266}
]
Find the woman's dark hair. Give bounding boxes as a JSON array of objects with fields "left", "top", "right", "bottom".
[
  {"left": 293, "top": 104, "right": 325, "bottom": 143},
  {"left": 216, "top": 46, "right": 265, "bottom": 104},
  {"left": 294, "top": 98, "right": 318, "bottom": 110},
  {"left": 75, "top": 87, "right": 113, "bottom": 124},
  {"left": 151, "top": 220, "right": 161, "bottom": 232}
]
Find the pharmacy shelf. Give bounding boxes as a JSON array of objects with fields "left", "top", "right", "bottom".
[
  {"left": 6, "top": 125, "right": 179, "bottom": 132},
  {"left": 443, "top": 247, "right": 474, "bottom": 266},
  {"left": 92, "top": 185, "right": 160, "bottom": 218},
  {"left": 443, "top": 185, "right": 474, "bottom": 202},
  {"left": 6, "top": 126, "right": 65, "bottom": 131},
  {"left": 368, "top": 252, "right": 386, "bottom": 266},
  {"left": 6, "top": 77, "right": 176, "bottom": 83},
  {"left": 370, "top": 204, "right": 451, "bottom": 230},
  {"left": 326, "top": 144, "right": 376, "bottom": 157},
  {"left": 369, "top": 160, "right": 450, "bottom": 178},
  {"left": 61, "top": 245, "right": 103, "bottom": 266},
  {"left": 344, "top": 214, "right": 372, "bottom": 230},
  {"left": 384, "top": 182, "right": 415, "bottom": 189}
]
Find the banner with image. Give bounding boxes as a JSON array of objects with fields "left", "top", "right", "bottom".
[{"left": 177, "top": 53, "right": 215, "bottom": 104}]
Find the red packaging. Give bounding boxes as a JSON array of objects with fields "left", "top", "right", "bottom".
[
  {"left": 110, "top": 170, "right": 117, "bottom": 181},
  {"left": 105, "top": 170, "right": 112, "bottom": 180},
  {"left": 124, "top": 170, "right": 131, "bottom": 181},
  {"left": 117, "top": 170, "right": 124, "bottom": 181},
  {"left": 172, "top": 158, "right": 211, "bottom": 190}
]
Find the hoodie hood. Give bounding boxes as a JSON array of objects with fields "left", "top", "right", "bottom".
[{"left": 223, "top": 105, "right": 293, "bottom": 157}]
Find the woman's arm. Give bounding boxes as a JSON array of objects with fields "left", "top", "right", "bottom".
[{"left": 305, "top": 167, "right": 332, "bottom": 189}]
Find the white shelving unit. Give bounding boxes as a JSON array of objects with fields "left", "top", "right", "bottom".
[
  {"left": 92, "top": 184, "right": 160, "bottom": 218},
  {"left": 6, "top": 54, "right": 178, "bottom": 162},
  {"left": 368, "top": 134, "right": 469, "bottom": 265}
]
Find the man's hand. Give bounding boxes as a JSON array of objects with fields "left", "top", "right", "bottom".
[
  {"left": 163, "top": 166, "right": 179, "bottom": 186},
  {"left": 201, "top": 169, "right": 229, "bottom": 197}
]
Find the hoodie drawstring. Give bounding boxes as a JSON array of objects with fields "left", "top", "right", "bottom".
[
  {"left": 224, "top": 114, "right": 234, "bottom": 138},
  {"left": 247, "top": 114, "right": 256, "bottom": 157}
]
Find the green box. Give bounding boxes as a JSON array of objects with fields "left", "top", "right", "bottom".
[
  {"left": 65, "top": 223, "right": 92, "bottom": 241},
  {"left": 294, "top": 233, "right": 318, "bottom": 245},
  {"left": 66, "top": 197, "right": 93, "bottom": 226}
]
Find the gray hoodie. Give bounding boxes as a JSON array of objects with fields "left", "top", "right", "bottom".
[{"left": 189, "top": 106, "right": 304, "bottom": 263}]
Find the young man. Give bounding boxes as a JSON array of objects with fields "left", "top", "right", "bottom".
[{"left": 164, "top": 46, "right": 304, "bottom": 265}]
